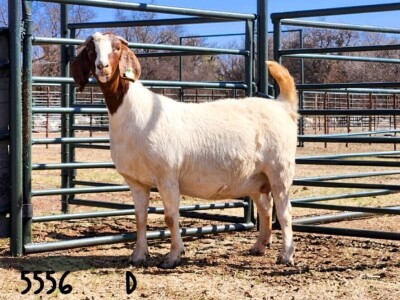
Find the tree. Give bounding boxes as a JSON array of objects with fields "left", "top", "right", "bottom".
[
  {"left": 113, "top": 9, "right": 218, "bottom": 82},
  {"left": 32, "top": 3, "right": 96, "bottom": 77},
  {"left": 215, "top": 40, "right": 245, "bottom": 82},
  {"left": 0, "top": 0, "right": 6, "bottom": 27}
]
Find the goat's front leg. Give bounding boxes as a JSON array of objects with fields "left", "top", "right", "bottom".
[
  {"left": 157, "top": 182, "right": 185, "bottom": 268},
  {"left": 127, "top": 182, "right": 150, "bottom": 267}
]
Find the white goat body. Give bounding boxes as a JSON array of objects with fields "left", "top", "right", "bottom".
[
  {"left": 71, "top": 32, "right": 298, "bottom": 268},
  {"left": 110, "top": 83, "right": 296, "bottom": 200}
]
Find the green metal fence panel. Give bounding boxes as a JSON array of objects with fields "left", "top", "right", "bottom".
[
  {"left": 0, "top": 29, "right": 10, "bottom": 238},
  {"left": 9, "top": 0, "right": 24, "bottom": 256},
  {"left": 11, "top": 0, "right": 267, "bottom": 256},
  {"left": 271, "top": 3, "right": 400, "bottom": 238}
]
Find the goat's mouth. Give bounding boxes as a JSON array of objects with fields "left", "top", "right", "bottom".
[{"left": 97, "top": 72, "right": 112, "bottom": 83}]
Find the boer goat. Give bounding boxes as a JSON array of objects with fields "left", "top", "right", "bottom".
[{"left": 71, "top": 32, "right": 298, "bottom": 268}]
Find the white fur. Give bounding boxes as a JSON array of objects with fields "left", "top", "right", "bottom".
[
  {"left": 89, "top": 33, "right": 297, "bottom": 268},
  {"left": 108, "top": 82, "right": 297, "bottom": 267},
  {"left": 93, "top": 32, "right": 113, "bottom": 82}
]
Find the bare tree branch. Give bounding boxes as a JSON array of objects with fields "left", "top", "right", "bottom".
[{"left": 0, "top": 0, "right": 7, "bottom": 26}]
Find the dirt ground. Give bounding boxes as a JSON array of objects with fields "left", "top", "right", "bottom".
[{"left": 0, "top": 138, "right": 399, "bottom": 299}]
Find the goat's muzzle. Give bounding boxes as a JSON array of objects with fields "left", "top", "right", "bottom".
[{"left": 96, "top": 65, "right": 113, "bottom": 83}]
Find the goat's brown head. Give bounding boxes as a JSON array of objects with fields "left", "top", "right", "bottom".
[{"left": 71, "top": 32, "right": 141, "bottom": 92}]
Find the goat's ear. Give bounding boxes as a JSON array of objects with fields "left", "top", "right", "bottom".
[
  {"left": 71, "top": 38, "right": 94, "bottom": 92},
  {"left": 119, "top": 45, "right": 141, "bottom": 82}
]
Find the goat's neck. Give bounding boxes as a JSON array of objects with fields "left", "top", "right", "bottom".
[{"left": 97, "top": 72, "right": 130, "bottom": 115}]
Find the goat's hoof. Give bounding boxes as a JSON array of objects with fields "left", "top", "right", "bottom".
[
  {"left": 249, "top": 247, "right": 265, "bottom": 256},
  {"left": 128, "top": 253, "right": 149, "bottom": 267},
  {"left": 276, "top": 255, "right": 294, "bottom": 267},
  {"left": 158, "top": 258, "right": 181, "bottom": 269},
  {"left": 250, "top": 241, "right": 271, "bottom": 256},
  {"left": 158, "top": 252, "right": 183, "bottom": 269}
]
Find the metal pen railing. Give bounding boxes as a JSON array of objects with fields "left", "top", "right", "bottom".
[{"left": 8, "top": 0, "right": 266, "bottom": 255}]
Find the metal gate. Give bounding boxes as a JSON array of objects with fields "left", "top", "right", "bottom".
[
  {"left": 4, "top": 1, "right": 400, "bottom": 257},
  {"left": 271, "top": 3, "right": 400, "bottom": 239},
  {"left": 7, "top": 0, "right": 271, "bottom": 256}
]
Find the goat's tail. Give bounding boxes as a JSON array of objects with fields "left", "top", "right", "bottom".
[{"left": 267, "top": 61, "right": 298, "bottom": 111}]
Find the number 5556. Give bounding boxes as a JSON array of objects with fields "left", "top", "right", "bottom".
[{"left": 20, "top": 271, "right": 72, "bottom": 295}]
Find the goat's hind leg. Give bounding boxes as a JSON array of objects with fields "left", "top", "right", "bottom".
[
  {"left": 273, "top": 188, "right": 294, "bottom": 266},
  {"left": 127, "top": 182, "right": 151, "bottom": 266},
  {"left": 250, "top": 191, "right": 273, "bottom": 255}
]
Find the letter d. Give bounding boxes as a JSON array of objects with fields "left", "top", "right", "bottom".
[{"left": 126, "top": 271, "right": 137, "bottom": 294}]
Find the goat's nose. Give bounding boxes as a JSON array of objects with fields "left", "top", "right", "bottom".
[{"left": 97, "top": 63, "right": 109, "bottom": 70}]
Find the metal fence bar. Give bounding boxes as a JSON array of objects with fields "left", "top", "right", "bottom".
[
  {"left": 292, "top": 190, "right": 393, "bottom": 204},
  {"left": 283, "top": 53, "right": 400, "bottom": 64},
  {"left": 32, "top": 202, "right": 248, "bottom": 222},
  {"left": 32, "top": 162, "right": 115, "bottom": 170},
  {"left": 291, "top": 224, "right": 400, "bottom": 240},
  {"left": 297, "top": 82, "right": 400, "bottom": 90},
  {"left": 298, "top": 150, "right": 400, "bottom": 160},
  {"left": 33, "top": 107, "right": 108, "bottom": 114},
  {"left": 295, "top": 159, "right": 400, "bottom": 167},
  {"left": 281, "top": 19, "right": 400, "bottom": 34},
  {"left": 294, "top": 179, "right": 400, "bottom": 191},
  {"left": 32, "top": 37, "right": 249, "bottom": 55},
  {"left": 70, "top": 198, "right": 134, "bottom": 209},
  {"left": 36, "top": 0, "right": 257, "bottom": 20},
  {"left": 299, "top": 170, "right": 400, "bottom": 182},
  {"left": 69, "top": 17, "right": 239, "bottom": 29},
  {"left": 271, "top": 3, "right": 400, "bottom": 20},
  {"left": 299, "top": 109, "right": 400, "bottom": 115},
  {"left": 32, "top": 137, "right": 109, "bottom": 144},
  {"left": 293, "top": 202, "right": 400, "bottom": 215},
  {"left": 32, "top": 76, "right": 248, "bottom": 89},
  {"left": 280, "top": 44, "right": 400, "bottom": 55},
  {"left": 24, "top": 223, "right": 255, "bottom": 254},
  {"left": 298, "top": 136, "right": 400, "bottom": 143},
  {"left": 299, "top": 129, "right": 399, "bottom": 137},
  {"left": 31, "top": 185, "right": 130, "bottom": 197},
  {"left": 294, "top": 211, "right": 375, "bottom": 225}
]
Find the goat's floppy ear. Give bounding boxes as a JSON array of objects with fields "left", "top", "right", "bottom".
[
  {"left": 119, "top": 44, "right": 141, "bottom": 82},
  {"left": 71, "top": 37, "right": 94, "bottom": 92}
]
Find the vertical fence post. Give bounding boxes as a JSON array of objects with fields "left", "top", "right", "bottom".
[
  {"left": 257, "top": 0, "right": 268, "bottom": 95},
  {"left": 22, "top": 0, "right": 33, "bottom": 246},
  {"left": 69, "top": 28, "right": 78, "bottom": 208},
  {"left": 244, "top": 19, "right": 254, "bottom": 97},
  {"left": 9, "top": 0, "right": 24, "bottom": 256},
  {"left": 179, "top": 37, "right": 184, "bottom": 102},
  {"left": 243, "top": 197, "right": 254, "bottom": 224},
  {"left": 0, "top": 30, "right": 10, "bottom": 239},
  {"left": 394, "top": 94, "right": 397, "bottom": 151},
  {"left": 46, "top": 86, "right": 50, "bottom": 147},
  {"left": 61, "top": 4, "right": 71, "bottom": 213},
  {"left": 272, "top": 17, "right": 281, "bottom": 98}
]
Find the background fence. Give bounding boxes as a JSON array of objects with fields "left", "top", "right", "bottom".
[
  {"left": 2, "top": 1, "right": 399, "bottom": 257},
  {"left": 272, "top": 3, "right": 400, "bottom": 239},
  {"left": 6, "top": 0, "right": 270, "bottom": 256}
]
